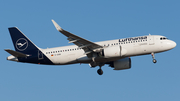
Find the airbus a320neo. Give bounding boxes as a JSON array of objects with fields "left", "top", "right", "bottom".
[{"left": 5, "top": 20, "right": 176, "bottom": 75}]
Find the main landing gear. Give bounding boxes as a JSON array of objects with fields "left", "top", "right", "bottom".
[
  {"left": 97, "top": 64, "right": 104, "bottom": 75},
  {"left": 91, "top": 54, "right": 104, "bottom": 75},
  {"left": 151, "top": 52, "right": 157, "bottom": 63},
  {"left": 97, "top": 66, "right": 103, "bottom": 75}
]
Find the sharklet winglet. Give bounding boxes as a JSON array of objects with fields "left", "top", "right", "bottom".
[{"left": 51, "top": 19, "right": 63, "bottom": 31}]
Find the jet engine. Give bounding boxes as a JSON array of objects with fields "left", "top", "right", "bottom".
[
  {"left": 109, "top": 57, "right": 131, "bottom": 70},
  {"left": 100, "top": 46, "right": 127, "bottom": 58}
]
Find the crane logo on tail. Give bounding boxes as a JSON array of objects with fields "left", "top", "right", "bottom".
[{"left": 16, "top": 38, "right": 28, "bottom": 51}]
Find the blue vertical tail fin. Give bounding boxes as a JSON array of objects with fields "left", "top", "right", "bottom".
[
  {"left": 7, "top": 27, "right": 53, "bottom": 65},
  {"left": 8, "top": 27, "right": 39, "bottom": 54}
]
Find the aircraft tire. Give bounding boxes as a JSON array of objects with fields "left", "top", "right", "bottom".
[
  {"left": 153, "top": 59, "right": 157, "bottom": 63},
  {"left": 97, "top": 69, "right": 103, "bottom": 75}
]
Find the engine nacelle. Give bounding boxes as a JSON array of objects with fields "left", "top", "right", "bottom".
[
  {"left": 101, "top": 46, "right": 127, "bottom": 58},
  {"left": 109, "top": 57, "right": 131, "bottom": 70}
]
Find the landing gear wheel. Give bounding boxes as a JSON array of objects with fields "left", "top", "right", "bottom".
[
  {"left": 151, "top": 53, "right": 157, "bottom": 63},
  {"left": 97, "top": 69, "right": 103, "bottom": 75},
  {"left": 153, "top": 59, "right": 157, "bottom": 63}
]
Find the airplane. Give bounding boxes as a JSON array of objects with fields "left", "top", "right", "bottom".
[{"left": 5, "top": 20, "right": 177, "bottom": 75}]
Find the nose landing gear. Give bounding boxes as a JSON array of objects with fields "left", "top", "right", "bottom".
[
  {"left": 153, "top": 59, "right": 157, "bottom": 63},
  {"left": 151, "top": 52, "right": 157, "bottom": 63}
]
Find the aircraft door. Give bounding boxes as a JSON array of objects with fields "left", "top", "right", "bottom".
[
  {"left": 38, "top": 50, "right": 44, "bottom": 60},
  {"left": 149, "top": 36, "right": 154, "bottom": 45}
]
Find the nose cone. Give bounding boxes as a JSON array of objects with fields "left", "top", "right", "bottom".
[
  {"left": 167, "top": 40, "right": 176, "bottom": 49},
  {"left": 172, "top": 41, "right": 177, "bottom": 48}
]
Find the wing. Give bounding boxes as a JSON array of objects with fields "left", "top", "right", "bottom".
[{"left": 52, "top": 20, "right": 103, "bottom": 55}]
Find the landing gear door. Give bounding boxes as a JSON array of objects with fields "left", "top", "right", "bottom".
[
  {"left": 149, "top": 36, "right": 154, "bottom": 45},
  {"left": 38, "top": 50, "right": 44, "bottom": 60}
]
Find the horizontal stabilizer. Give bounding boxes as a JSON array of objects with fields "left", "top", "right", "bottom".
[{"left": 5, "top": 49, "right": 29, "bottom": 57}]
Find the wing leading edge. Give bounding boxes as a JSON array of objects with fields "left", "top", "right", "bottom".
[{"left": 51, "top": 20, "right": 103, "bottom": 55}]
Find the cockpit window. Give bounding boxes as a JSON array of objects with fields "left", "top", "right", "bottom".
[{"left": 160, "top": 37, "right": 168, "bottom": 40}]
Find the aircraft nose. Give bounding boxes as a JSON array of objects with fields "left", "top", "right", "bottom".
[
  {"left": 172, "top": 41, "right": 177, "bottom": 48},
  {"left": 168, "top": 40, "right": 177, "bottom": 49}
]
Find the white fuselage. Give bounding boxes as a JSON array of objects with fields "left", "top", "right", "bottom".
[{"left": 39, "top": 35, "right": 176, "bottom": 65}]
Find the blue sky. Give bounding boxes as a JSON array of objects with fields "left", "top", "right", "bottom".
[{"left": 0, "top": 0, "right": 179, "bottom": 101}]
